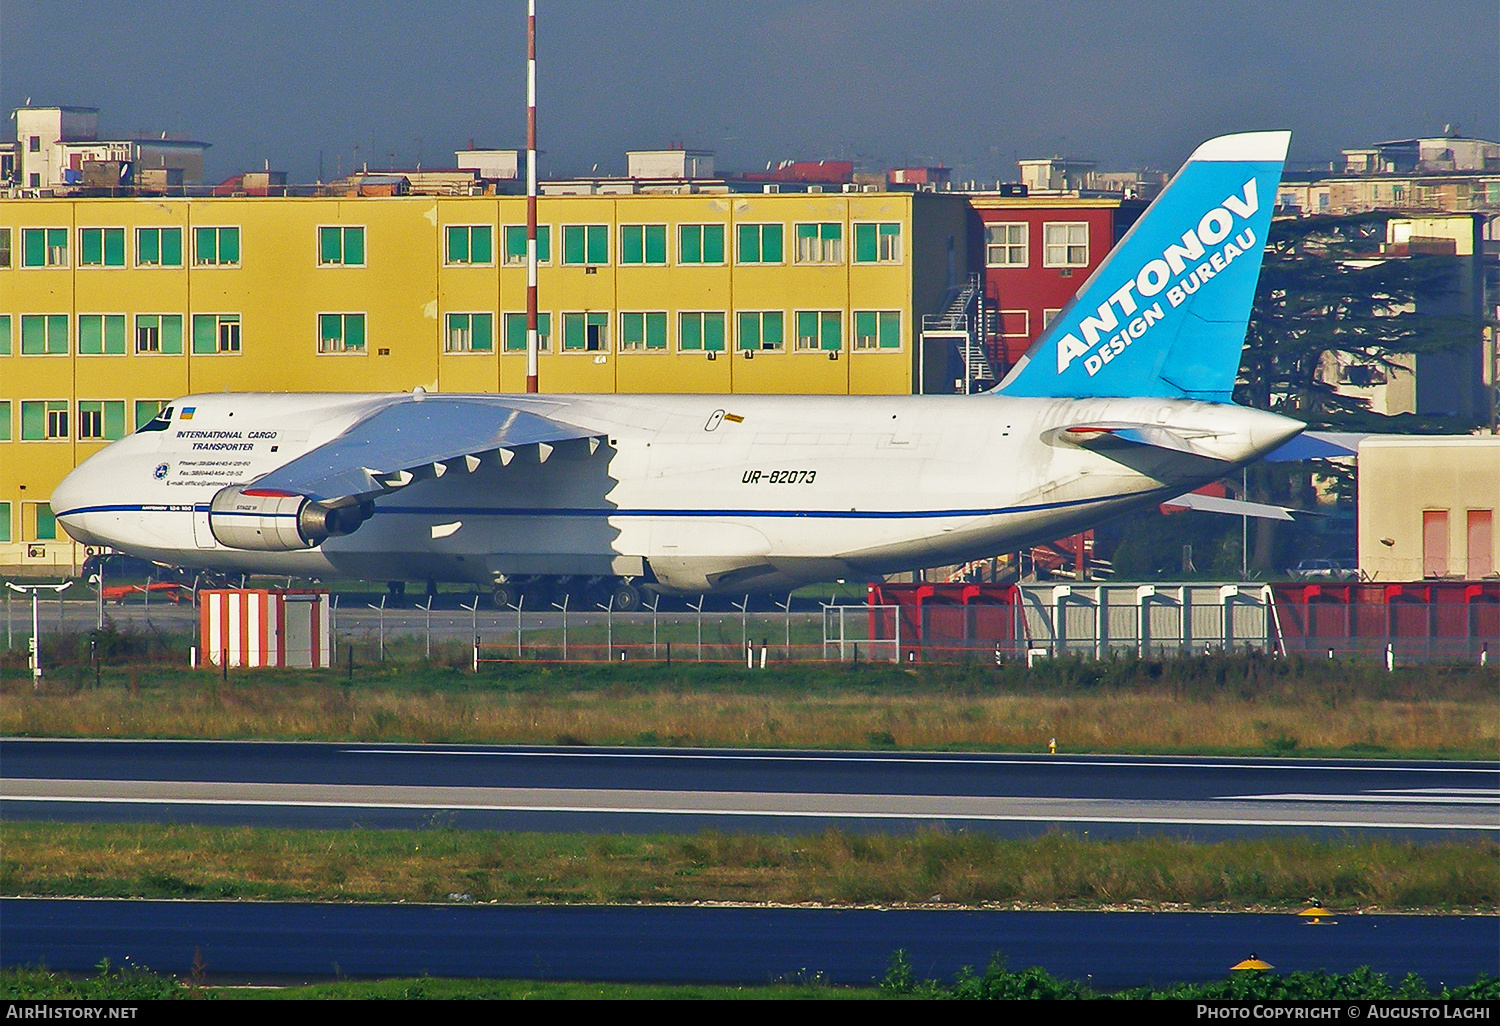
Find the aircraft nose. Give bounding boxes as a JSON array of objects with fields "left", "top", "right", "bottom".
[{"left": 51, "top": 459, "right": 110, "bottom": 546}]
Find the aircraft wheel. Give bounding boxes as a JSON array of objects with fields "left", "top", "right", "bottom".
[{"left": 611, "top": 581, "right": 642, "bottom": 612}]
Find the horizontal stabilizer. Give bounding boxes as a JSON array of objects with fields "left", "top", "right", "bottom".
[
  {"left": 1048, "top": 422, "right": 1227, "bottom": 461},
  {"left": 249, "top": 396, "right": 604, "bottom": 503},
  {"left": 1162, "top": 492, "right": 1295, "bottom": 521},
  {"left": 1260, "top": 431, "right": 1361, "bottom": 461}
]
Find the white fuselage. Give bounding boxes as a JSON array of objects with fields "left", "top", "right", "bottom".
[{"left": 53, "top": 392, "right": 1301, "bottom": 593}]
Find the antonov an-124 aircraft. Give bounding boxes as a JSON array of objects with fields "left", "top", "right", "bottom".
[{"left": 54, "top": 131, "right": 1319, "bottom": 608}]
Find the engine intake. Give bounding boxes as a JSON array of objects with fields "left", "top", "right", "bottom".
[{"left": 208, "top": 486, "right": 372, "bottom": 551}]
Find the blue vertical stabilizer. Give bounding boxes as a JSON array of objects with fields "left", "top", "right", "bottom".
[{"left": 996, "top": 131, "right": 1289, "bottom": 403}]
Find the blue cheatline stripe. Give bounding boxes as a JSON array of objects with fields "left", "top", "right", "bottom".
[{"left": 54, "top": 488, "right": 1159, "bottom": 523}]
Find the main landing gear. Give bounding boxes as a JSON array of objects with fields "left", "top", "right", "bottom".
[{"left": 492, "top": 576, "right": 644, "bottom": 612}]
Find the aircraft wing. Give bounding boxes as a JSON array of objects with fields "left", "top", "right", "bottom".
[{"left": 248, "top": 396, "right": 605, "bottom": 503}]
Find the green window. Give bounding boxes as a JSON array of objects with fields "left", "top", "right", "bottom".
[
  {"left": 620, "top": 224, "right": 667, "bottom": 265},
  {"left": 78, "top": 400, "right": 127, "bottom": 441},
  {"left": 502, "top": 225, "right": 551, "bottom": 264},
  {"left": 795, "top": 311, "right": 842, "bottom": 352},
  {"left": 854, "top": 222, "right": 902, "bottom": 263},
  {"left": 192, "top": 314, "right": 241, "bottom": 354},
  {"left": 737, "top": 223, "right": 784, "bottom": 264},
  {"left": 0, "top": 314, "right": 10, "bottom": 355},
  {"left": 135, "top": 314, "right": 184, "bottom": 354},
  {"left": 193, "top": 226, "right": 241, "bottom": 266},
  {"left": 794, "top": 223, "right": 843, "bottom": 263},
  {"left": 136, "top": 227, "right": 184, "bottom": 267},
  {"left": 318, "top": 226, "right": 366, "bottom": 266},
  {"left": 79, "top": 228, "right": 126, "bottom": 267},
  {"left": 78, "top": 315, "right": 127, "bottom": 355},
  {"left": 0, "top": 502, "right": 10, "bottom": 543},
  {"left": 503, "top": 312, "right": 552, "bottom": 352},
  {"left": 22, "top": 228, "right": 68, "bottom": 267},
  {"left": 561, "top": 311, "right": 609, "bottom": 351},
  {"left": 619, "top": 312, "right": 667, "bottom": 351},
  {"left": 561, "top": 225, "right": 608, "bottom": 265},
  {"left": 444, "top": 313, "right": 494, "bottom": 353},
  {"left": 318, "top": 313, "right": 367, "bottom": 353},
  {"left": 135, "top": 400, "right": 170, "bottom": 430},
  {"left": 33, "top": 503, "right": 57, "bottom": 541},
  {"left": 21, "top": 314, "right": 68, "bottom": 355},
  {"left": 21, "top": 400, "right": 69, "bottom": 440},
  {"left": 445, "top": 225, "right": 493, "bottom": 265},
  {"left": 678, "top": 312, "right": 726, "bottom": 352},
  {"left": 0, "top": 227, "right": 11, "bottom": 267},
  {"left": 678, "top": 224, "right": 725, "bottom": 264},
  {"left": 737, "top": 311, "right": 785, "bottom": 352},
  {"left": 853, "top": 310, "right": 902, "bottom": 350},
  {"left": 0, "top": 400, "right": 10, "bottom": 441}
]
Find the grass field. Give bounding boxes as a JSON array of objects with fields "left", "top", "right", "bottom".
[
  {"left": 3, "top": 823, "right": 1495, "bottom": 911},
  {"left": 3, "top": 648, "right": 1496, "bottom": 757}
]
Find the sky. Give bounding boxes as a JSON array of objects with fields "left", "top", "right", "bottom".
[{"left": 3, "top": 0, "right": 1497, "bottom": 185}]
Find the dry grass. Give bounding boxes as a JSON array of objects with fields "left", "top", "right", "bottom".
[
  {"left": 3, "top": 674, "right": 1495, "bottom": 756},
  {"left": 3, "top": 822, "right": 1495, "bottom": 911}
]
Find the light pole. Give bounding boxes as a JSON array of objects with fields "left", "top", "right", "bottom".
[{"left": 7, "top": 581, "right": 73, "bottom": 688}]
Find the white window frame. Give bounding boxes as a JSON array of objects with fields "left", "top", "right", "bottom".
[
  {"left": 618, "top": 311, "right": 669, "bottom": 352},
  {"left": 1043, "top": 222, "right": 1089, "bottom": 268},
  {"left": 135, "top": 226, "right": 184, "bottom": 268},
  {"left": 317, "top": 312, "right": 367, "bottom": 354},
  {"left": 501, "top": 225, "right": 552, "bottom": 266},
  {"left": 192, "top": 226, "right": 241, "bottom": 267},
  {"left": 444, "top": 224, "right": 494, "bottom": 266},
  {"left": 736, "top": 310, "right": 785, "bottom": 352},
  {"left": 317, "top": 225, "right": 367, "bottom": 267},
  {"left": 503, "top": 312, "right": 552, "bottom": 352},
  {"left": 76, "top": 399, "right": 126, "bottom": 442},
  {"left": 793, "top": 222, "right": 843, "bottom": 264},
  {"left": 560, "top": 311, "right": 610, "bottom": 352},
  {"left": 793, "top": 310, "right": 842, "bottom": 352},
  {"left": 985, "top": 223, "right": 1029, "bottom": 267},
  {"left": 443, "top": 312, "right": 495, "bottom": 354},
  {"left": 677, "top": 223, "right": 727, "bottom": 266},
  {"left": 735, "top": 223, "right": 785, "bottom": 265},
  {"left": 851, "top": 310, "right": 902, "bottom": 351},
  {"left": 997, "top": 309, "right": 1030, "bottom": 338},
  {"left": 853, "top": 221, "right": 903, "bottom": 264}
]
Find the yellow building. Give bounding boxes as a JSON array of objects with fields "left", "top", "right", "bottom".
[
  {"left": 0, "top": 190, "right": 972, "bottom": 574},
  {"left": 1357, "top": 436, "right": 1499, "bottom": 581}
]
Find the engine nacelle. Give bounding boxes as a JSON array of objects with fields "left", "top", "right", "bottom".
[{"left": 208, "top": 486, "right": 371, "bottom": 551}]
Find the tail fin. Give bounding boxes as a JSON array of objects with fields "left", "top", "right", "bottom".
[{"left": 996, "top": 131, "right": 1289, "bottom": 402}]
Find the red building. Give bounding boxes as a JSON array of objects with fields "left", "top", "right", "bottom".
[{"left": 969, "top": 196, "right": 1145, "bottom": 377}]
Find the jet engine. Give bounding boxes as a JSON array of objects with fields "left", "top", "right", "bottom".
[{"left": 208, "top": 486, "right": 373, "bottom": 551}]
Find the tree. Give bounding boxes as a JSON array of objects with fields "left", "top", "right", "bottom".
[
  {"left": 1230, "top": 212, "right": 1481, "bottom": 572},
  {"left": 1237, "top": 212, "right": 1478, "bottom": 425}
]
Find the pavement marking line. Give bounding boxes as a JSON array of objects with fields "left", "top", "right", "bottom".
[
  {"left": 1220, "top": 792, "right": 1499, "bottom": 805},
  {"left": 1368, "top": 792, "right": 1500, "bottom": 798},
  {"left": 3, "top": 779, "right": 1494, "bottom": 830}
]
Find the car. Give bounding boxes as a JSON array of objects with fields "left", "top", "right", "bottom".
[{"left": 1291, "top": 558, "right": 1359, "bottom": 581}]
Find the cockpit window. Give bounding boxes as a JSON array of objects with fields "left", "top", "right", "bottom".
[{"left": 138, "top": 407, "right": 174, "bottom": 433}]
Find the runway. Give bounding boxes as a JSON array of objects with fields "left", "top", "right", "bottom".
[
  {"left": 4, "top": 898, "right": 1496, "bottom": 988},
  {"left": 4, "top": 739, "right": 1496, "bottom": 838}
]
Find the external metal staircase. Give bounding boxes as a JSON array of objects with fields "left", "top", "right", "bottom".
[{"left": 920, "top": 273, "right": 995, "bottom": 392}]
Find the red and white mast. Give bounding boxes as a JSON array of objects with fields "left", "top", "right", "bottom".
[{"left": 524, "top": 0, "right": 540, "bottom": 393}]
